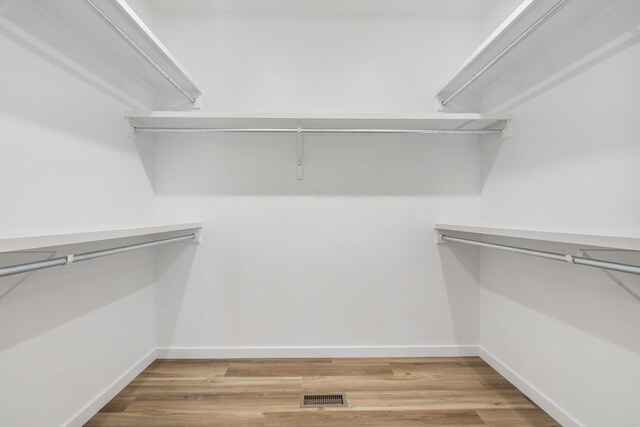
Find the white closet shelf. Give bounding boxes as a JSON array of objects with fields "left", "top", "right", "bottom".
[
  {"left": 0, "top": 0, "right": 201, "bottom": 110},
  {"left": 436, "top": 0, "right": 640, "bottom": 112},
  {"left": 0, "top": 223, "right": 202, "bottom": 254},
  {"left": 127, "top": 112, "right": 511, "bottom": 135},
  {"left": 435, "top": 223, "right": 640, "bottom": 252}
]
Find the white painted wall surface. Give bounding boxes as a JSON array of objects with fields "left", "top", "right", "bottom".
[
  {"left": 4, "top": 3, "right": 638, "bottom": 425},
  {"left": 155, "top": 193, "right": 481, "bottom": 356},
  {"left": 480, "top": 0, "right": 522, "bottom": 39},
  {"left": 477, "top": 43, "right": 640, "bottom": 426},
  {"left": 151, "top": 12, "right": 485, "bottom": 355},
  {"left": 151, "top": 13, "right": 482, "bottom": 114},
  {"left": 0, "top": 35, "right": 157, "bottom": 426}
]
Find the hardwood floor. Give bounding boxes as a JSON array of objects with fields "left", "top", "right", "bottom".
[{"left": 87, "top": 357, "right": 559, "bottom": 426}]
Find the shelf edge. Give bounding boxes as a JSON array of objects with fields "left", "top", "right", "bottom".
[
  {"left": 435, "top": 223, "right": 640, "bottom": 251},
  {"left": 0, "top": 222, "right": 203, "bottom": 254}
]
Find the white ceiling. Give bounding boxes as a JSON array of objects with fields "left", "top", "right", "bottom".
[{"left": 145, "top": 0, "right": 499, "bottom": 17}]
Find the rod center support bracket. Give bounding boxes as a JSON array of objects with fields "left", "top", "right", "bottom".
[{"left": 296, "top": 127, "right": 303, "bottom": 180}]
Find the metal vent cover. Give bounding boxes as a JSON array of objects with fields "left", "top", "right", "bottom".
[{"left": 300, "top": 393, "right": 348, "bottom": 408}]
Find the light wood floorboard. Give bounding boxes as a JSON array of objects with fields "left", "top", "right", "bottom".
[{"left": 86, "top": 357, "right": 559, "bottom": 426}]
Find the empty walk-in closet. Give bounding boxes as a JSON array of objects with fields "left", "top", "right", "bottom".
[{"left": 1, "top": 0, "right": 639, "bottom": 425}]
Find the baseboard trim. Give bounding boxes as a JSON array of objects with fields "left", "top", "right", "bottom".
[
  {"left": 479, "top": 346, "right": 583, "bottom": 427},
  {"left": 64, "top": 345, "right": 480, "bottom": 425},
  {"left": 156, "top": 345, "right": 479, "bottom": 359},
  {"left": 62, "top": 345, "right": 594, "bottom": 425},
  {"left": 65, "top": 348, "right": 157, "bottom": 427}
]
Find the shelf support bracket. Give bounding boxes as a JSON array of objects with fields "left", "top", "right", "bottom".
[
  {"left": 0, "top": 250, "right": 58, "bottom": 301},
  {"left": 579, "top": 249, "right": 640, "bottom": 303},
  {"left": 296, "top": 127, "right": 303, "bottom": 180}
]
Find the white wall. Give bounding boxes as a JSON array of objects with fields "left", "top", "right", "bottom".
[
  {"left": 151, "top": 13, "right": 482, "bottom": 114},
  {"left": 0, "top": 35, "right": 157, "bottom": 426},
  {"left": 480, "top": 0, "right": 522, "bottom": 39},
  {"left": 477, "top": 43, "right": 640, "bottom": 426},
  {"left": 6, "top": 3, "right": 638, "bottom": 425},
  {"left": 151, "top": 12, "right": 485, "bottom": 356}
]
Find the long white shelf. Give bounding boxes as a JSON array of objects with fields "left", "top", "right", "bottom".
[
  {"left": 435, "top": 223, "right": 640, "bottom": 252},
  {"left": 0, "top": 223, "right": 202, "bottom": 254},
  {"left": 0, "top": 0, "right": 201, "bottom": 110},
  {"left": 436, "top": 0, "right": 640, "bottom": 112},
  {"left": 127, "top": 112, "right": 512, "bottom": 135}
]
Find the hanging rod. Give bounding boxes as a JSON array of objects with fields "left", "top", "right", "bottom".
[
  {"left": 441, "top": 0, "right": 570, "bottom": 107},
  {"left": 441, "top": 235, "right": 640, "bottom": 276},
  {"left": 134, "top": 127, "right": 503, "bottom": 135},
  {"left": 81, "top": 0, "right": 197, "bottom": 104},
  {"left": 0, "top": 233, "right": 196, "bottom": 278}
]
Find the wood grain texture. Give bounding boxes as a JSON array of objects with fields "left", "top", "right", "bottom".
[{"left": 86, "top": 357, "right": 559, "bottom": 426}]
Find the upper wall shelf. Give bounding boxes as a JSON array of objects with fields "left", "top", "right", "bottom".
[
  {"left": 0, "top": 222, "right": 202, "bottom": 254},
  {"left": 126, "top": 112, "right": 512, "bottom": 137},
  {"left": 0, "top": 0, "right": 202, "bottom": 110},
  {"left": 436, "top": 0, "right": 640, "bottom": 112},
  {"left": 127, "top": 112, "right": 510, "bottom": 181},
  {"left": 435, "top": 223, "right": 640, "bottom": 252}
]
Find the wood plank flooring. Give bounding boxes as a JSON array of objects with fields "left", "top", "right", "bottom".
[{"left": 87, "top": 357, "right": 559, "bottom": 426}]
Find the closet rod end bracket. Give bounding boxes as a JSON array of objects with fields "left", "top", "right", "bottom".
[
  {"left": 501, "top": 119, "right": 512, "bottom": 141},
  {"left": 125, "top": 118, "right": 157, "bottom": 145},
  {"left": 190, "top": 95, "right": 203, "bottom": 110},
  {"left": 125, "top": 118, "right": 135, "bottom": 140}
]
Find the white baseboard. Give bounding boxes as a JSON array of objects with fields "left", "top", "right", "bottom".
[
  {"left": 64, "top": 345, "right": 587, "bottom": 427},
  {"left": 479, "top": 347, "right": 583, "bottom": 427},
  {"left": 61, "top": 344, "right": 476, "bottom": 425},
  {"left": 156, "top": 345, "right": 479, "bottom": 359},
  {"left": 63, "top": 345, "right": 478, "bottom": 425},
  {"left": 64, "top": 348, "right": 157, "bottom": 427},
  {"left": 61, "top": 345, "right": 596, "bottom": 425}
]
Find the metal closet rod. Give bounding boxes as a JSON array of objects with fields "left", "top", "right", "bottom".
[
  {"left": 441, "top": 235, "right": 640, "bottom": 276},
  {"left": 0, "top": 234, "right": 196, "bottom": 278},
  {"left": 81, "top": 0, "right": 197, "bottom": 104},
  {"left": 134, "top": 127, "right": 503, "bottom": 135},
  {"left": 442, "top": 0, "right": 570, "bottom": 106}
]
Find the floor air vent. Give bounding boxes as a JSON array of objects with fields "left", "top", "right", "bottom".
[{"left": 300, "top": 393, "right": 348, "bottom": 408}]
